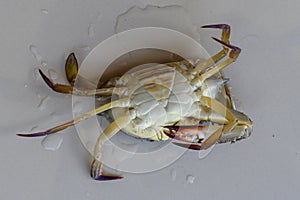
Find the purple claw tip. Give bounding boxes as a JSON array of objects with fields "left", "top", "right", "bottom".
[
  {"left": 201, "top": 24, "right": 230, "bottom": 30},
  {"left": 39, "top": 69, "right": 54, "bottom": 89},
  {"left": 17, "top": 131, "right": 48, "bottom": 137},
  {"left": 93, "top": 175, "right": 123, "bottom": 181}
]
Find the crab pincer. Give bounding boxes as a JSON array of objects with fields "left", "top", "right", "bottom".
[
  {"left": 163, "top": 125, "right": 206, "bottom": 143},
  {"left": 164, "top": 125, "right": 223, "bottom": 151}
]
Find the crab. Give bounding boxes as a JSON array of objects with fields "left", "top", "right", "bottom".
[{"left": 18, "top": 24, "right": 252, "bottom": 181}]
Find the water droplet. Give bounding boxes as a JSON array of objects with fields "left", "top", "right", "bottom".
[
  {"left": 170, "top": 168, "right": 176, "bottom": 181},
  {"left": 29, "top": 45, "right": 43, "bottom": 64},
  {"left": 41, "top": 9, "right": 49, "bottom": 14},
  {"left": 48, "top": 69, "right": 58, "bottom": 80},
  {"left": 38, "top": 95, "right": 50, "bottom": 110},
  {"left": 24, "top": 84, "right": 28, "bottom": 88},
  {"left": 88, "top": 24, "right": 95, "bottom": 38},
  {"left": 41, "top": 133, "right": 63, "bottom": 151},
  {"left": 186, "top": 175, "right": 195, "bottom": 184},
  {"left": 41, "top": 61, "right": 47, "bottom": 67}
]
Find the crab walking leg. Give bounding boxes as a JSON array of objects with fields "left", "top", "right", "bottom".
[
  {"left": 93, "top": 116, "right": 134, "bottom": 157},
  {"left": 17, "top": 98, "right": 130, "bottom": 137},
  {"left": 193, "top": 24, "right": 231, "bottom": 73},
  {"left": 39, "top": 69, "right": 119, "bottom": 96},
  {"left": 91, "top": 116, "right": 134, "bottom": 181},
  {"left": 199, "top": 38, "right": 241, "bottom": 81}
]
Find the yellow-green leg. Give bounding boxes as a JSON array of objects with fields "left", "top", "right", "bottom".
[
  {"left": 39, "top": 53, "right": 121, "bottom": 96},
  {"left": 192, "top": 24, "right": 231, "bottom": 73},
  {"left": 191, "top": 37, "right": 241, "bottom": 88},
  {"left": 17, "top": 98, "right": 130, "bottom": 137},
  {"left": 39, "top": 69, "right": 117, "bottom": 96},
  {"left": 91, "top": 116, "right": 133, "bottom": 181}
]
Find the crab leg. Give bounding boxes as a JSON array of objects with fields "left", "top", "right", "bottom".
[
  {"left": 39, "top": 53, "right": 122, "bottom": 96},
  {"left": 39, "top": 69, "right": 117, "bottom": 96},
  {"left": 193, "top": 24, "right": 231, "bottom": 73},
  {"left": 190, "top": 38, "right": 241, "bottom": 89},
  {"left": 17, "top": 98, "right": 130, "bottom": 137},
  {"left": 91, "top": 116, "right": 133, "bottom": 181},
  {"left": 199, "top": 38, "right": 241, "bottom": 81}
]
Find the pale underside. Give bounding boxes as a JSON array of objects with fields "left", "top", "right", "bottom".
[{"left": 105, "top": 59, "right": 232, "bottom": 141}]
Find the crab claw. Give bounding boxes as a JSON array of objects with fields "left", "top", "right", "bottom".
[
  {"left": 39, "top": 69, "right": 115, "bottom": 96},
  {"left": 90, "top": 159, "right": 123, "bottom": 181},
  {"left": 163, "top": 126, "right": 206, "bottom": 143},
  {"left": 39, "top": 69, "right": 53, "bottom": 88},
  {"left": 172, "top": 127, "right": 223, "bottom": 151},
  {"left": 39, "top": 69, "right": 75, "bottom": 94}
]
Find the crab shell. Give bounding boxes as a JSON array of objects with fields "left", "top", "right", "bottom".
[{"left": 101, "top": 60, "right": 251, "bottom": 143}]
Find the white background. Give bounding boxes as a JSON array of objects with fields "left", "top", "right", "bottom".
[{"left": 1, "top": 0, "right": 299, "bottom": 199}]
